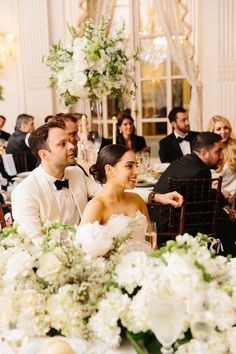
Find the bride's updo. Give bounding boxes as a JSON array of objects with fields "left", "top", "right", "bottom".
[{"left": 89, "top": 144, "right": 131, "bottom": 184}]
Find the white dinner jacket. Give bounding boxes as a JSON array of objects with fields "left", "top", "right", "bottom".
[{"left": 11, "top": 165, "right": 102, "bottom": 240}]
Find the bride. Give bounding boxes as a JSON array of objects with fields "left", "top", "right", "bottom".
[{"left": 80, "top": 144, "right": 182, "bottom": 243}]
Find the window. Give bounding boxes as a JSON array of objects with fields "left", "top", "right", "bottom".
[{"left": 104, "top": 0, "right": 191, "bottom": 143}]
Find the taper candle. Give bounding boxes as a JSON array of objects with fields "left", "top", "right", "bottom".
[{"left": 112, "top": 116, "right": 117, "bottom": 144}]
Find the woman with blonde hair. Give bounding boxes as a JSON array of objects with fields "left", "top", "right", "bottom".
[{"left": 208, "top": 115, "right": 236, "bottom": 205}]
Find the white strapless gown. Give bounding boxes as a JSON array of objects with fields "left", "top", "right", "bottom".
[
  {"left": 76, "top": 211, "right": 148, "bottom": 257},
  {"left": 104, "top": 210, "right": 148, "bottom": 242}
]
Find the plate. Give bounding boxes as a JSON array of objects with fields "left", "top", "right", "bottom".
[{"left": 135, "top": 181, "right": 156, "bottom": 188}]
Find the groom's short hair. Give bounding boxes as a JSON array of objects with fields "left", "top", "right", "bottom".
[{"left": 28, "top": 120, "right": 64, "bottom": 160}]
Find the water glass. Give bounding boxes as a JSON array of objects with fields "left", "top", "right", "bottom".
[
  {"left": 136, "top": 151, "right": 150, "bottom": 174},
  {"left": 147, "top": 297, "right": 185, "bottom": 354},
  {"left": 145, "top": 222, "right": 157, "bottom": 250}
]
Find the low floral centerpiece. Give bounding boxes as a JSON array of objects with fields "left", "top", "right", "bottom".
[
  {"left": 43, "top": 17, "right": 137, "bottom": 107},
  {"left": 0, "top": 222, "right": 236, "bottom": 353}
]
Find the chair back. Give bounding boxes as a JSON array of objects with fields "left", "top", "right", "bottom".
[
  {"left": 0, "top": 203, "right": 12, "bottom": 229},
  {"left": 147, "top": 201, "right": 185, "bottom": 247},
  {"left": 168, "top": 176, "right": 223, "bottom": 237}
]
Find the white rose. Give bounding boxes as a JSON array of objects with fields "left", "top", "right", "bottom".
[
  {"left": 4, "top": 250, "right": 33, "bottom": 282},
  {"left": 75, "top": 222, "right": 113, "bottom": 257},
  {"left": 37, "top": 253, "right": 63, "bottom": 280}
]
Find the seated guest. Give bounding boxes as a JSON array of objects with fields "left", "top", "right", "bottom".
[
  {"left": 81, "top": 144, "right": 150, "bottom": 230},
  {"left": 208, "top": 115, "right": 236, "bottom": 205},
  {"left": 159, "top": 107, "right": 198, "bottom": 163},
  {"left": 53, "top": 113, "right": 88, "bottom": 176},
  {"left": 11, "top": 121, "right": 102, "bottom": 242},
  {"left": 11, "top": 121, "right": 182, "bottom": 242},
  {"left": 154, "top": 132, "right": 236, "bottom": 255},
  {"left": 0, "top": 115, "right": 10, "bottom": 141},
  {"left": 6, "top": 113, "right": 37, "bottom": 171},
  {"left": 116, "top": 111, "right": 148, "bottom": 153}
]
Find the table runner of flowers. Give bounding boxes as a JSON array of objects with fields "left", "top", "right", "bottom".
[
  {"left": 0, "top": 222, "right": 236, "bottom": 353},
  {"left": 43, "top": 17, "right": 137, "bottom": 107}
]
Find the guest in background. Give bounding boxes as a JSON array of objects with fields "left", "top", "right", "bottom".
[
  {"left": 0, "top": 115, "right": 10, "bottom": 141},
  {"left": 53, "top": 113, "right": 88, "bottom": 176},
  {"left": 159, "top": 107, "right": 198, "bottom": 163},
  {"left": 208, "top": 115, "right": 236, "bottom": 205},
  {"left": 116, "top": 111, "right": 148, "bottom": 153},
  {"left": 154, "top": 132, "right": 236, "bottom": 256},
  {"left": 6, "top": 113, "right": 37, "bottom": 171}
]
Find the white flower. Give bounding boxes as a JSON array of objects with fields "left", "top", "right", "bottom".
[
  {"left": 4, "top": 249, "right": 33, "bottom": 282},
  {"left": 43, "top": 17, "right": 136, "bottom": 107},
  {"left": 89, "top": 289, "right": 130, "bottom": 348},
  {"left": 36, "top": 252, "right": 64, "bottom": 283},
  {"left": 75, "top": 222, "right": 113, "bottom": 257}
]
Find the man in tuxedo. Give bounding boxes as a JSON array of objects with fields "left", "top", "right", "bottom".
[
  {"left": 0, "top": 115, "right": 10, "bottom": 141},
  {"left": 159, "top": 107, "right": 198, "bottom": 163},
  {"left": 6, "top": 113, "right": 37, "bottom": 171},
  {"left": 11, "top": 121, "right": 102, "bottom": 242},
  {"left": 154, "top": 132, "right": 236, "bottom": 255},
  {"left": 12, "top": 121, "right": 183, "bottom": 243}
]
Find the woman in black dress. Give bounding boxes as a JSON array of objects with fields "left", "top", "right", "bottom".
[{"left": 116, "top": 112, "right": 148, "bottom": 153}]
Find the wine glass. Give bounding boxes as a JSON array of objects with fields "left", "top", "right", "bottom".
[
  {"left": 145, "top": 222, "right": 157, "bottom": 250},
  {"left": 147, "top": 297, "right": 185, "bottom": 354},
  {"left": 2, "top": 327, "right": 28, "bottom": 353},
  {"left": 88, "top": 130, "right": 102, "bottom": 152}
]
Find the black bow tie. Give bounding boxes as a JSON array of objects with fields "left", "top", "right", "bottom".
[
  {"left": 54, "top": 179, "right": 69, "bottom": 190},
  {"left": 177, "top": 135, "right": 190, "bottom": 143}
]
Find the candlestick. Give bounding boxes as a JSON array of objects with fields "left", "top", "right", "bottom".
[
  {"left": 112, "top": 116, "right": 117, "bottom": 144},
  {"left": 81, "top": 115, "right": 87, "bottom": 145}
]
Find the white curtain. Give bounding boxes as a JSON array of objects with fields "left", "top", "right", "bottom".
[
  {"left": 154, "top": 0, "right": 202, "bottom": 131},
  {"left": 94, "top": 0, "right": 115, "bottom": 29}
]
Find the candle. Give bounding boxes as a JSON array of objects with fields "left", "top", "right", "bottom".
[
  {"left": 112, "top": 116, "right": 117, "bottom": 144},
  {"left": 81, "top": 115, "right": 87, "bottom": 145}
]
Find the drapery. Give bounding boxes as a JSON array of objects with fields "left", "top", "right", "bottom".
[{"left": 154, "top": 0, "right": 202, "bottom": 131}]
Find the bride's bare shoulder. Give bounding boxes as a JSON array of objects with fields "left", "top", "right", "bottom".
[{"left": 80, "top": 197, "right": 106, "bottom": 224}]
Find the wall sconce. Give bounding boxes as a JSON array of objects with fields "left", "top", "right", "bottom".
[{"left": 0, "top": 32, "right": 15, "bottom": 70}]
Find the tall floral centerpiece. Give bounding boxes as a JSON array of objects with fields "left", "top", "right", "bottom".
[{"left": 43, "top": 17, "right": 137, "bottom": 107}]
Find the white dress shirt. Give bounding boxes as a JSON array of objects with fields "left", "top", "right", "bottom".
[
  {"left": 40, "top": 166, "right": 80, "bottom": 226},
  {"left": 174, "top": 132, "right": 191, "bottom": 155}
]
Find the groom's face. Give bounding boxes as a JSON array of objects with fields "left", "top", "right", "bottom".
[{"left": 43, "top": 128, "right": 76, "bottom": 168}]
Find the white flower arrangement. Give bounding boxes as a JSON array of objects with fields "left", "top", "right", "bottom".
[
  {"left": 1, "top": 223, "right": 236, "bottom": 353},
  {"left": 43, "top": 17, "right": 137, "bottom": 107}
]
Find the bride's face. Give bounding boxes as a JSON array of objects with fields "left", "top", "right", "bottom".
[{"left": 112, "top": 151, "right": 137, "bottom": 189}]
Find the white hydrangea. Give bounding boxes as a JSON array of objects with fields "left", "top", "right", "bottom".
[
  {"left": 4, "top": 249, "right": 33, "bottom": 282},
  {"left": 89, "top": 289, "right": 130, "bottom": 348}
]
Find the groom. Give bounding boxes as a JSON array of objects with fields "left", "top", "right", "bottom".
[{"left": 12, "top": 121, "right": 183, "bottom": 242}]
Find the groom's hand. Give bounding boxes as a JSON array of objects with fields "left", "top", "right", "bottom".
[{"left": 153, "top": 191, "right": 183, "bottom": 207}]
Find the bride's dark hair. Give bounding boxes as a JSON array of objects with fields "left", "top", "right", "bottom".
[{"left": 89, "top": 144, "right": 131, "bottom": 184}]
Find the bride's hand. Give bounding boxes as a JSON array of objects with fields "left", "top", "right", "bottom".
[{"left": 155, "top": 191, "right": 183, "bottom": 207}]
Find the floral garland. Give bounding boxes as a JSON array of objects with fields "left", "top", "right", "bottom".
[
  {"left": 43, "top": 17, "right": 138, "bottom": 107},
  {"left": 1, "top": 223, "right": 236, "bottom": 353}
]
